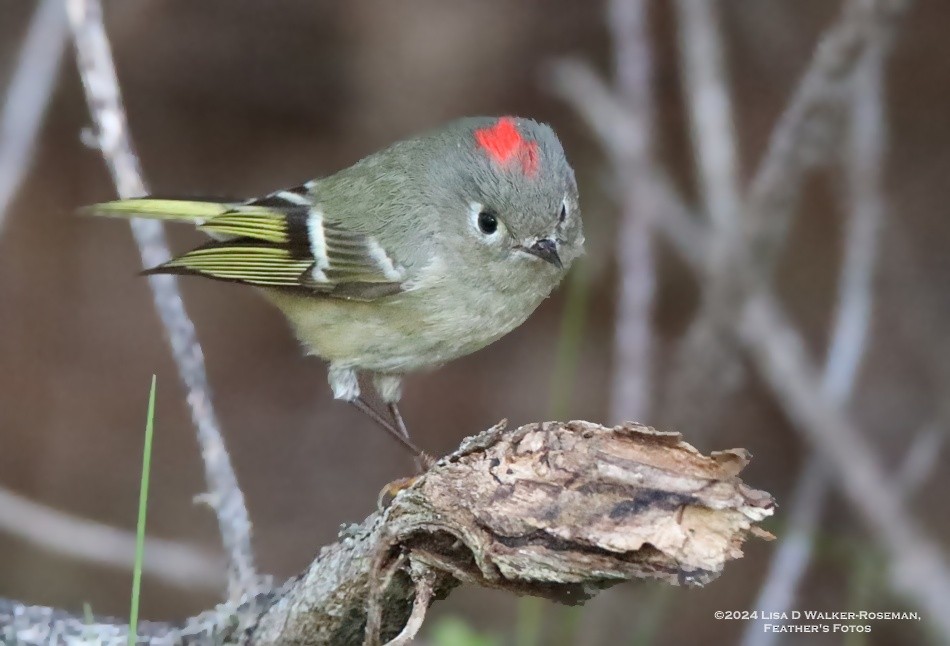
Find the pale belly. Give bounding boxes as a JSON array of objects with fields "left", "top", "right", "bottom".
[{"left": 264, "top": 282, "right": 548, "bottom": 374}]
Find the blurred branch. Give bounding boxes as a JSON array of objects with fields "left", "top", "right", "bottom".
[
  {"left": 555, "top": 0, "right": 949, "bottom": 634},
  {"left": 603, "top": 0, "right": 658, "bottom": 423},
  {"left": 674, "top": 0, "right": 742, "bottom": 239},
  {"left": 662, "top": 0, "right": 909, "bottom": 440},
  {"left": 65, "top": 0, "right": 260, "bottom": 600},
  {"left": 738, "top": 292, "right": 950, "bottom": 638},
  {"left": 741, "top": 418, "right": 942, "bottom": 645},
  {"left": 547, "top": 59, "right": 706, "bottom": 269},
  {"left": 741, "top": 456, "right": 827, "bottom": 646},
  {"left": 742, "top": 46, "right": 887, "bottom": 646},
  {"left": 0, "top": 421, "right": 775, "bottom": 645},
  {"left": 661, "top": 0, "right": 744, "bottom": 440},
  {"left": 0, "top": 485, "right": 221, "bottom": 591},
  {"left": 893, "top": 423, "right": 944, "bottom": 497},
  {"left": 649, "top": 8, "right": 949, "bottom": 629},
  {"left": 746, "top": 0, "right": 909, "bottom": 269},
  {"left": 0, "top": 0, "right": 68, "bottom": 238},
  {"left": 825, "top": 49, "right": 887, "bottom": 403}
]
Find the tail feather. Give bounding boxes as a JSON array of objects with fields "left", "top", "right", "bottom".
[
  {"left": 82, "top": 194, "right": 406, "bottom": 300},
  {"left": 82, "top": 198, "right": 295, "bottom": 244},
  {"left": 81, "top": 198, "right": 237, "bottom": 224}
]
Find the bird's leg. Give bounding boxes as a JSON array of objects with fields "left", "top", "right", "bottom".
[
  {"left": 387, "top": 402, "right": 410, "bottom": 440},
  {"left": 387, "top": 402, "right": 431, "bottom": 472},
  {"left": 350, "top": 398, "right": 429, "bottom": 509},
  {"left": 330, "top": 365, "right": 424, "bottom": 458},
  {"left": 350, "top": 397, "right": 423, "bottom": 458},
  {"left": 374, "top": 373, "right": 431, "bottom": 473}
]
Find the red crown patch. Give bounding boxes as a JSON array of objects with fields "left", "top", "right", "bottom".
[{"left": 474, "top": 117, "right": 539, "bottom": 177}]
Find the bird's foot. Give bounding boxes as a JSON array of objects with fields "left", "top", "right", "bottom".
[
  {"left": 376, "top": 452, "right": 435, "bottom": 510},
  {"left": 377, "top": 475, "right": 419, "bottom": 510}
]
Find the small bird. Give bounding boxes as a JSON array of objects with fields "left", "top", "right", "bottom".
[{"left": 86, "top": 116, "right": 584, "bottom": 461}]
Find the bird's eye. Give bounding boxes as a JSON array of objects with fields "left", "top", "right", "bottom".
[
  {"left": 478, "top": 210, "right": 498, "bottom": 235},
  {"left": 559, "top": 201, "right": 568, "bottom": 223}
]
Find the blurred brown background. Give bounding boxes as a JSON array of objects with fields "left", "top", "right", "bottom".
[{"left": 1, "top": 1, "right": 948, "bottom": 644}]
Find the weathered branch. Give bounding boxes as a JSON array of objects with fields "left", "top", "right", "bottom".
[
  {"left": 0, "top": 421, "right": 774, "bottom": 645},
  {"left": 65, "top": 0, "right": 260, "bottom": 599}
]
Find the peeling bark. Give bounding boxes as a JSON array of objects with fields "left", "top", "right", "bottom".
[{"left": 1, "top": 421, "right": 774, "bottom": 646}]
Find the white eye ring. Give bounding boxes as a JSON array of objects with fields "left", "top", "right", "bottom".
[
  {"left": 558, "top": 197, "right": 569, "bottom": 224},
  {"left": 469, "top": 201, "right": 503, "bottom": 240}
]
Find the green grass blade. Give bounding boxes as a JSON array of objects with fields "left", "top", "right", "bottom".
[
  {"left": 129, "top": 375, "right": 157, "bottom": 646},
  {"left": 548, "top": 260, "right": 589, "bottom": 420}
]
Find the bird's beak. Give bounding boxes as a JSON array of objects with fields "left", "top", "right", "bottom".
[{"left": 523, "top": 238, "right": 562, "bottom": 268}]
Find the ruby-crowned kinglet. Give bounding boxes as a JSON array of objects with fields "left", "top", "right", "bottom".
[{"left": 85, "top": 116, "right": 584, "bottom": 457}]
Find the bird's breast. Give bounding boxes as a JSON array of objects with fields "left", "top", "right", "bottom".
[{"left": 267, "top": 254, "right": 558, "bottom": 374}]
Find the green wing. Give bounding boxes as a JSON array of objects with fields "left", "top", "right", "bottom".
[{"left": 85, "top": 190, "right": 406, "bottom": 300}]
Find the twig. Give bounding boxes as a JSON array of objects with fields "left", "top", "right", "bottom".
[
  {"left": 741, "top": 46, "right": 887, "bottom": 646},
  {"left": 0, "top": 485, "right": 222, "bottom": 591},
  {"left": 604, "top": 0, "right": 658, "bottom": 423},
  {"left": 381, "top": 566, "right": 435, "bottom": 646},
  {"left": 65, "top": 0, "right": 259, "bottom": 599},
  {"left": 0, "top": 0, "right": 68, "bottom": 238},
  {"left": 741, "top": 457, "right": 827, "bottom": 646},
  {"left": 0, "top": 421, "right": 775, "bottom": 645},
  {"left": 364, "top": 553, "right": 407, "bottom": 646}
]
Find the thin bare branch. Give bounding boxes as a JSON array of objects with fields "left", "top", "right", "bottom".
[
  {"left": 605, "top": 0, "right": 658, "bottom": 423},
  {"left": 741, "top": 419, "right": 941, "bottom": 645},
  {"left": 746, "top": 0, "right": 909, "bottom": 269},
  {"left": 674, "top": 0, "right": 743, "bottom": 235},
  {"left": 547, "top": 59, "right": 707, "bottom": 268},
  {"left": 738, "top": 292, "right": 950, "bottom": 639},
  {"left": 662, "top": 0, "right": 910, "bottom": 440},
  {"left": 661, "top": 0, "right": 745, "bottom": 441},
  {"left": 741, "top": 457, "right": 827, "bottom": 646},
  {"left": 741, "top": 47, "right": 888, "bottom": 646},
  {"left": 0, "top": 421, "right": 775, "bottom": 645},
  {"left": 824, "top": 57, "right": 887, "bottom": 404},
  {"left": 0, "top": 0, "right": 68, "bottom": 238},
  {"left": 65, "top": 0, "right": 259, "bottom": 599},
  {"left": 893, "top": 423, "right": 944, "bottom": 497},
  {"left": 0, "top": 486, "right": 221, "bottom": 591},
  {"left": 553, "top": 0, "right": 942, "bottom": 634},
  {"left": 364, "top": 553, "right": 407, "bottom": 646}
]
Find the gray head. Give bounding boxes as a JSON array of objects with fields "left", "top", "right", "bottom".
[{"left": 417, "top": 116, "right": 584, "bottom": 292}]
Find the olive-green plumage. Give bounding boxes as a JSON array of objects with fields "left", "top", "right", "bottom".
[{"left": 86, "top": 116, "right": 584, "bottom": 444}]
